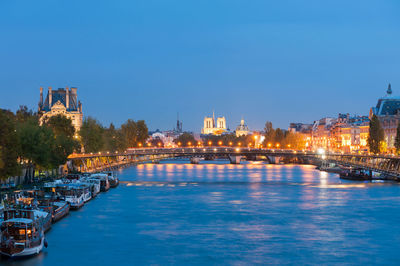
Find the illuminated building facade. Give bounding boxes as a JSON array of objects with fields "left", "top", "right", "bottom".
[
  {"left": 201, "top": 112, "right": 227, "bottom": 135},
  {"left": 370, "top": 84, "right": 400, "bottom": 149},
  {"left": 235, "top": 119, "right": 249, "bottom": 137},
  {"left": 38, "top": 87, "right": 83, "bottom": 133}
]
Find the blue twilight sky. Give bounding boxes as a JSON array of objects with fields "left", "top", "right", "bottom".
[{"left": 1, "top": 0, "right": 400, "bottom": 132}]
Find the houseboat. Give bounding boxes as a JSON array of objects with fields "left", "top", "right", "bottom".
[
  {"left": 0, "top": 209, "right": 48, "bottom": 257},
  {"left": 340, "top": 168, "right": 372, "bottom": 181},
  {"left": 106, "top": 171, "right": 119, "bottom": 188},
  {"left": 90, "top": 173, "right": 110, "bottom": 192},
  {"left": 57, "top": 185, "right": 85, "bottom": 210}
]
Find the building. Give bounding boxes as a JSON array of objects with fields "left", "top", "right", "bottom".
[
  {"left": 311, "top": 117, "right": 336, "bottom": 150},
  {"left": 201, "top": 112, "right": 227, "bottom": 135},
  {"left": 370, "top": 84, "right": 400, "bottom": 149},
  {"left": 38, "top": 87, "right": 83, "bottom": 134},
  {"left": 235, "top": 119, "right": 249, "bottom": 137}
]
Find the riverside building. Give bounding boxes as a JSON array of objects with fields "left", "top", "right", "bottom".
[
  {"left": 38, "top": 87, "right": 83, "bottom": 134},
  {"left": 370, "top": 84, "right": 400, "bottom": 150},
  {"left": 201, "top": 112, "right": 227, "bottom": 135}
]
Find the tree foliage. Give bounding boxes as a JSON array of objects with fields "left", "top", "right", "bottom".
[
  {"left": 79, "top": 117, "right": 104, "bottom": 153},
  {"left": 368, "top": 114, "right": 384, "bottom": 154},
  {"left": 395, "top": 122, "right": 400, "bottom": 154},
  {"left": 174, "top": 132, "right": 197, "bottom": 147},
  {"left": 120, "top": 119, "right": 148, "bottom": 148},
  {"left": 45, "top": 114, "right": 75, "bottom": 138},
  {"left": 0, "top": 109, "right": 20, "bottom": 179}
]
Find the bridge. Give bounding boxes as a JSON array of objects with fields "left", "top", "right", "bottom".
[{"left": 67, "top": 147, "right": 400, "bottom": 179}]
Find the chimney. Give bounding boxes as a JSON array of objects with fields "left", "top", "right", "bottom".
[
  {"left": 39, "top": 87, "right": 43, "bottom": 107},
  {"left": 66, "top": 86, "right": 69, "bottom": 109},
  {"left": 71, "top": 87, "right": 78, "bottom": 107},
  {"left": 48, "top": 87, "right": 52, "bottom": 107}
]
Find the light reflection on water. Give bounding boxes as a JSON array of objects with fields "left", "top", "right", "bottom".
[{"left": 4, "top": 160, "right": 400, "bottom": 265}]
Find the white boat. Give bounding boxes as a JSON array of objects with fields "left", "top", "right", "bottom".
[
  {"left": 57, "top": 185, "right": 85, "bottom": 210},
  {"left": 0, "top": 209, "right": 47, "bottom": 258},
  {"left": 80, "top": 178, "right": 101, "bottom": 198},
  {"left": 105, "top": 171, "right": 119, "bottom": 188},
  {"left": 90, "top": 173, "right": 110, "bottom": 192}
]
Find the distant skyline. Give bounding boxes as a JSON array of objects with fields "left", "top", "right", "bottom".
[{"left": 1, "top": 0, "right": 399, "bottom": 131}]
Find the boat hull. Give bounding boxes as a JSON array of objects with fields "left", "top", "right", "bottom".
[
  {"left": 52, "top": 202, "right": 70, "bottom": 223},
  {"left": 0, "top": 236, "right": 44, "bottom": 258}
]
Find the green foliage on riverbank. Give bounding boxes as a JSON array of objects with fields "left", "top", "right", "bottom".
[
  {"left": 368, "top": 114, "right": 384, "bottom": 154},
  {"left": 0, "top": 108, "right": 80, "bottom": 180},
  {"left": 79, "top": 118, "right": 149, "bottom": 152}
]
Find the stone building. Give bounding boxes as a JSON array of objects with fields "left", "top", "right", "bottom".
[
  {"left": 370, "top": 84, "right": 400, "bottom": 149},
  {"left": 235, "top": 119, "right": 249, "bottom": 137},
  {"left": 201, "top": 112, "right": 227, "bottom": 135},
  {"left": 38, "top": 87, "right": 83, "bottom": 134}
]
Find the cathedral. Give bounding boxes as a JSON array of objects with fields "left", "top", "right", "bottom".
[
  {"left": 201, "top": 112, "right": 227, "bottom": 135},
  {"left": 38, "top": 87, "right": 83, "bottom": 134}
]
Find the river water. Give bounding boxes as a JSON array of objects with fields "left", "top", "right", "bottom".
[{"left": 3, "top": 160, "right": 400, "bottom": 265}]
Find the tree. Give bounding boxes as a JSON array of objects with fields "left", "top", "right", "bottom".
[
  {"left": 0, "top": 109, "right": 20, "bottom": 180},
  {"left": 16, "top": 105, "right": 37, "bottom": 123},
  {"left": 120, "top": 119, "right": 149, "bottom": 148},
  {"left": 17, "top": 119, "right": 54, "bottom": 169},
  {"left": 79, "top": 117, "right": 104, "bottom": 153},
  {"left": 263, "top": 121, "right": 275, "bottom": 146},
  {"left": 368, "top": 114, "right": 385, "bottom": 154},
  {"left": 50, "top": 134, "right": 78, "bottom": 167},
  {"left": 395, "top": 122, "right": 400, "bottom": 154},
  {"left": 103, "top": 123, "right": 126, "bottom": 152},
  {"left": 174, "top": 133, "right": 196, "bottom": 147},
  {"left": 46, "top": 114, "right": 75, "bottom": 138}
]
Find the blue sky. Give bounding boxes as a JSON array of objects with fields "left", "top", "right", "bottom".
[{"left": 1, "top": 0, "right": 399, "bottom": 131}]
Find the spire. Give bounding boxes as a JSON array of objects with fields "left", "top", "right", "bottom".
[
  {"left": 212, "top": 110, "right": 215, "bottom": 128},
  {"left": 387, "top": 83, "right": 392, "bottom": 95}
]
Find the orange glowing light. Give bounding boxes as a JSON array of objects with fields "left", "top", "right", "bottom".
[
  {"left": 218, "top": 141, "right": 222, "bottom": 145},
  {"left": 188, "top": 141, "right": 192, "bottom": 146},
  {"left": 208, "top": 141, "right": 212, "bottom": 146}
]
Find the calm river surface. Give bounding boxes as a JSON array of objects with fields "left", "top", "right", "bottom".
[{"left": 3, "top": 160, "right": 400, "bottom": 265}]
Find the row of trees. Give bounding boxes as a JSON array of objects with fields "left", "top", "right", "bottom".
[
  {"left": 0, "top": 107, "right": 80, "bottom": 179},
  {"left": 0, "top": 106, "right": 149, "bottom": 180},
  {"left": 79, "top": 118, "right": 148, "bottom": 153},
  {"left": 172, "top": 122, "right": 306, "bottom": 149},
  {"left": 263, "top": 121, "right": 306, "bottom": 149}
]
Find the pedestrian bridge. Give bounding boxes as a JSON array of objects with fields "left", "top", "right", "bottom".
[{"left": 67, "top": 147, "right": 400, "bottom": 179}]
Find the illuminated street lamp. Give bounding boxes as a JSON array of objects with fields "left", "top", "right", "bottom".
[
  {"left": 276, "top": 143, "right": 280, "bottom": 148},
  {"left": 197, "top": 141, "right": 202, "bottom": 146},
  {"left": 238, "top": 142, "right": 242, "bottom": 146},
  {"left": 208, "top": 141, "right": 212, "bottom": 146},
  {"left": 218, "top": 141, "right": 222, "bottom": 146},
  {"left": 268, "top": 143, "right": 272, "bottom": 148},
  {"left": 138, "top": 143, "right": 142, "bottom": 147},
  {"left": 158, "top": 142, "right": 162, "bottom": 147},
  {"left": 188, "top": 141, "right": 192, "bottom": 146},
  {"left": 229, "top": 142, "right": 233, "bottom": 146},
  {"left": 178, "top": 142, "right": 182, "bottom": 147}
]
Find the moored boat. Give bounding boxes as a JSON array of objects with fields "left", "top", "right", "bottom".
[
  {"left": 0, "top": 209, "right": 47, "bottom": 258},
  {"left": 57, "top": 185, "right": 85, "bottom": 210},
  {"left": 106, "top": 171, "right": 119, "bottom": 188},
  {"left": 90, "top": 173, "right": 110, "bottom": 192},
  {"left": 339, "top": 168, "right": 372, "bottom": 181}
]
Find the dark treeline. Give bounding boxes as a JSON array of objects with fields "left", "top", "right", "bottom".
[
  {"left": 0, "top": 106, "right": 80, "bottom": 180},
  {"left": 0, "top": 106, "right": 149, "bottom": 180},
  {"left": 79, "top": 117, "right": 148, "bottom": 152}
]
